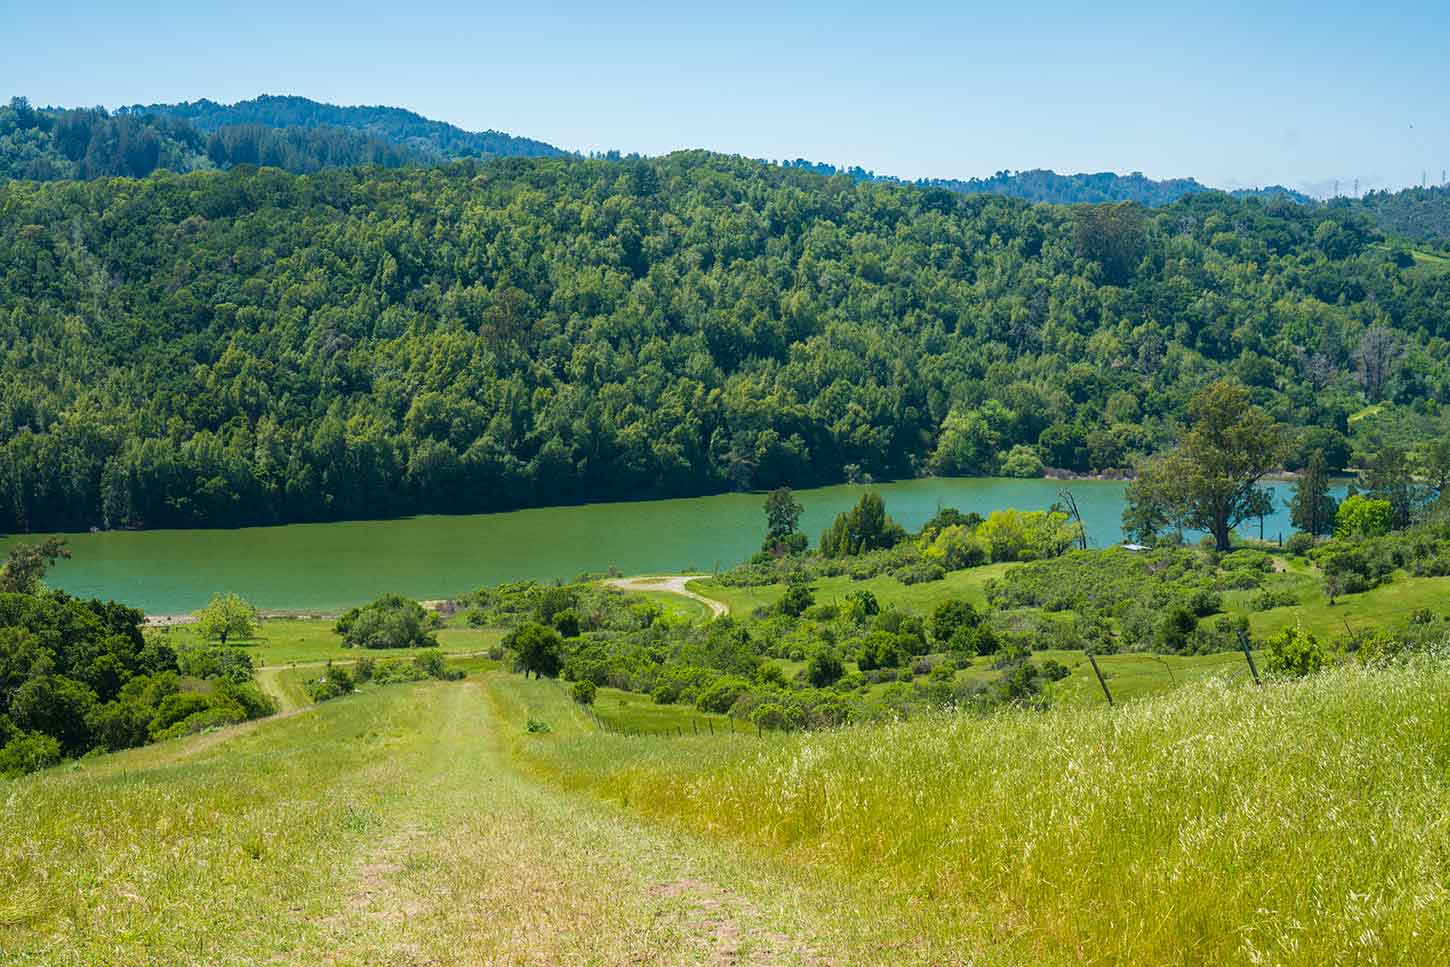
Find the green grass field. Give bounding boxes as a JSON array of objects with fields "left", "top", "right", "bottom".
[
  {"left": 7, "top": 660, "right": 1448, "bottom": 965},
  {"left": 628, "top": 587, "right": 715, "bottom": 621},
  {"left": 1248, "top": 570, "right": 1450, "bottom": 641},
  {"left": 160, "top": 617, "right": 503, "bottom": 667},
  {"left": 0, "top": 676, "right": 888, "bottom": 966},
  {"left": 691, "top": 562, "right": 1014, "bottom": 617},
  {"left": 523, "top": 660, "right": 1450, "bottom": 965}
]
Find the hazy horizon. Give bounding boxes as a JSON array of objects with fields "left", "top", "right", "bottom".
[{"left": 6, "top": 1, "right": 1447, "bottom": 198}]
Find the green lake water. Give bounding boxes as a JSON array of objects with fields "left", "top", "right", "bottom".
[{"left": 2, "top": 477, "right": 1313, "bottom": 614}]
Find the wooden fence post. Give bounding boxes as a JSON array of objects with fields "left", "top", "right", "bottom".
[
  {"left": 1237, "top": 629, "right": 1262, "bottom": 687},
  {"left": 1087, "top": 653, "right": 1114, "bottom": 707}
]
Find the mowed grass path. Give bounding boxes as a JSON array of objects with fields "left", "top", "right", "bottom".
[
  {"left": 6, "top": 664, "right": 1449, "bottom": 965},
  {"left": 0, "top": 676, "right": 910, "bottom": 967}
]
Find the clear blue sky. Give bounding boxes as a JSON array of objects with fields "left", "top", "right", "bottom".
[{"left": 5, "top": 1, "right": 1446, "bottom": 195}]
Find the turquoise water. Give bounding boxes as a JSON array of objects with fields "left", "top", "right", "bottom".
[{"left": 2, "top": 477, "right": 1316, "bottom": 614}]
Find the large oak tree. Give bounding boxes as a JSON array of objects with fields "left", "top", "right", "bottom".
[{"left": 1124, "top": 382, "right": 1285, "bottom": 551}]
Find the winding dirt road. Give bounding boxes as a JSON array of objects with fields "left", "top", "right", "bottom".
[{"left": 605, "top": 575, "right": 729, "bottom": 618}]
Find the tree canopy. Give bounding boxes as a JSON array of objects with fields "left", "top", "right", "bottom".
[
  {"left": 0, "top": 151, "right": 1446, "bottom": 533},
  {"left": 1124, "top": 382, "right": 1286, "bottom": 550},
  {"left": 193, "top": 592, "right": 259, "bottom": 645}
]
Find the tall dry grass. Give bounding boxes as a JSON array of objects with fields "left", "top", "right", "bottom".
[{"left": 530, "top": 660, "right": 1450, "bottom": 965}]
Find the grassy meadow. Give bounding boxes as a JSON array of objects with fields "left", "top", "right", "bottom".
[
  {"left": 522, "top": 660, "right": 1450, "bottom": 966},
  {"left": 0, "top": 676, "right": 882, "bottom": 966},
  {"left": 157, "top": 615, "right": 504, "bottom": 667},
  {"left": 692, "top": 561, "right": 1014, "bottom": 616},
  {"left": 6, "top": 655, "right": 1449, "bottom": 965}
]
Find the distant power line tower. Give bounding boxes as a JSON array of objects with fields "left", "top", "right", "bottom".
[
  {"left": 1354, "top": 178, "right": 1360, "bottom": 197},
  {"left": 1333, "top": 179, "right": 1339, "bottom": 197}
]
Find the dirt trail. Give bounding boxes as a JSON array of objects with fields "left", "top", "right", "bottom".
[{"left": 607, "top": 574, "right": 730, "bottom": 618}]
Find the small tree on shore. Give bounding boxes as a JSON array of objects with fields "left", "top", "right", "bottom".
[
  {"left": 819, "top": 493, "right": 905, "bottom": 558},
  {"left": 194, "top": 592, "right": 259, "bottom": 645},
  {"left": 1288, "top": 449, "right": 1337, "bottom": 538},
  {"left": 762, "top": 487, "right": 807, "bottom": 554}
]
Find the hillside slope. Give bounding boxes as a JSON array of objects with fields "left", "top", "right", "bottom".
[
  {"left": 5, "top": 663, "right": 1447, "bottom": 965},
  {"left": 0, "top": 95, "right": 561, "bottom": 183},
  {"left": 785, "top": 159, "right": 1315, "bottom": 205},
  {"left": 124, "top": 94, "right": 564, "bottom": 160},
  {"left": 2, "top": 152, "right": 1446, "bottom": 532}
]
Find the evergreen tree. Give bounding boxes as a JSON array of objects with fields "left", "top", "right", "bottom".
[{"left": 1288, "top": 449, "right": 1337, "bottom": 537}]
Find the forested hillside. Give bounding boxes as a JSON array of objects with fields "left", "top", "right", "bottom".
[
  {"left": 1, "top": 151, "right": 1447, "bottom": 533},
  {"left": 0, "top": 96, "right": 556, "bottom": 183},
  {"left": 785, "top": 161, "right": 1314, "bottom": 206},
  {"left": 1342, "top": 185, "right": 1450, "bottom": 245},
  {"left": 123, "top": 95, "right": 564, "bottom": 161}
]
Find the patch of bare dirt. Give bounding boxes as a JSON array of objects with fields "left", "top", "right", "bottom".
[{"left": 649, "top": 878, "right": 828, "bottom": 967}]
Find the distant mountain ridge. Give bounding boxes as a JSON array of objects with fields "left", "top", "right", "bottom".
[
  {"left": 781, "top": 159, "right": 1315, "bottom": 206},
  {"left": 3, "top": 94, "right": 1446, "bottom": 244},
  {"left": 121, "top": 94, "right": 565, "bottom": 161}
]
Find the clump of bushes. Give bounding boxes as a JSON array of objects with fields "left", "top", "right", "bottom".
[
  {"left": 0, "top": 559, "right": 277, "bottom": 777},
  {"left": 334, "top": 594, "right": 439, "bottom": 649},
  {"left": 305, "top": 649, "right": 461, "bottom": 702}
]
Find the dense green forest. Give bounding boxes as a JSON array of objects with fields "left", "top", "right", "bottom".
[
  {"left": 786, "top": 160, "right": 1314, "bottom": 206},
  {"left": 0, "top": 96, "right": 557, "bottom": 183},
  {"left": 9, "top": 94, "right": 1450, "bottom": 243},
  {"left": 1, "top": 149, "right": 1448, "bottom": 532},
  {"left": 123, "top": 94, "right": 564, "bottom": 161},
  {"left": 1338, "top": 186, "right": 1450, "bottom": 245}
]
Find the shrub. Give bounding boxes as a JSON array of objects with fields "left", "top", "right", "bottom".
[
  {"left": 920, "top": 524, "right": 989, "bottom": 570},
  {"left": 572, "top": 680, "right": 597, "bottom": 705},
  {"left": 175, "top": 644, "right": 256, "bottom": 684},
  {"left": 88, "top": 699, "right": 154, "bottom": 751},
  {"left": 696, "top": 676, "right": 752, "bottom": 714},
  {"left": 1219, "top": 549, "right": 1272, "bottom": 573},
  {"left": 334, "top": 594, "right": 438, "bottom": 649},
  {"left": 751, "top": 703, "right": 787, "bottom": 730},
  {"left": 1251, "top": 589, "right": 1300, "bottom": 611},
  {"left": 552, "top": 608, "right": 581, "bottom": 638},
  {"left": 1263, "top": 623, "right": 1327, "bottom": 677},
  {"left": 929, "top": 600, "right": 980, "bottom": 646},
  {"left": 525, "top": 718, "right": 551, "bottom": 734},
  {"left": 893, "top": 562, "right": 945, "bottom": 585},
  {"left": 806, "top": 648, "right": 844, "bottom": 687},
  {"left": 1183, "top": 588, "right": 1223, "bottom": 617},
  {"left": 306, "top": 663, "right": 355, "bottom": 702},
  {"left": 0, "top": 731, "right": 62, "bottom": 777},
  {"left": 1334, "top": 495, "right": 1392, "bottom": 538},
  {"left": 857, "top": 630, "right": 906, "bottom": 671},
  {"left": 1285, "top": 532, "right": 1316, "bottom": 556},
  {"left": 778, "top": 578, "right": 815, "bottom": 617},
  {"left": 846, "top": 585, "right": 875, "bottom": 623},
  {"left": 978, "top": 509, "right": 1079, "bottom": 562}
]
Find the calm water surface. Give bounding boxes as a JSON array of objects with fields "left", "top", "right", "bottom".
[{"left": 3, "top": 477, "right": 1317, "bottom": 614}]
